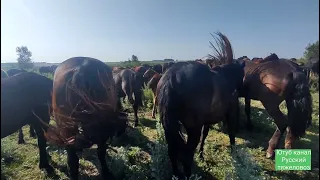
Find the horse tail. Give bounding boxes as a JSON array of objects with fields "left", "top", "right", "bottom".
[
  {"left": 285, "top": 71, "right": 313, "bottom": 138},
  {"left": 158, "top": 74, "right": 185, "bottom": 149}
]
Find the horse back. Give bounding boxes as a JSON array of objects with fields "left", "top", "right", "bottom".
[{"left": 53, "top": 57, "right": 116, "bottom": 115}]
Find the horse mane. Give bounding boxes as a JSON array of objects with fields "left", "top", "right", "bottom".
[
  {"left": 263, "top": 53, "right": 279, "bottom": 61},
  {"left": 207, "top": 31, "right": 234, "bottom": 64}
]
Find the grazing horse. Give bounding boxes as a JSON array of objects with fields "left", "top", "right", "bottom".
[
  {"left": 114, "top": 69, "right": 144, "bottom": 127},
  {"left": 157, "top": 32, "right": 245, "bottom": 178},
  {"left": 237, "top": 54, "right": 313, "bottom": 159},
  {"left": 1, "top": 69, "right": 8, "bottom": 78},
  {"left": 1, "top": 72, "right": 54, "bottom": 173},
  {"left": 44, "top": 57, "right": 128, "bottom": 180},
  {"left": 5, "top": 68, "right": 36, "bottom": 143},
  {"left": 143, "top": 69, "right": 162, "bottom": 118}
]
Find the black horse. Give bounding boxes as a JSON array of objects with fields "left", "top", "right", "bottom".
[
  {"left": 113, "top": 69, "right": 144, "bottom": 127},
  {"left": 45, "top": 57, "right": 128, "bottom": 180},
  {"left": 157, "top": 32, "right": 245, "bottom": 178},
  {"left": 5, "top": 68, "right": 36, "bottom": 143},
  {"left": 1, "top": 72, "right": 54, "bottom": 174}
]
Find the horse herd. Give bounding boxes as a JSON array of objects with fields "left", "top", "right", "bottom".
[{"left": 1, "top": 32, "right": 317, "bottom": 180}]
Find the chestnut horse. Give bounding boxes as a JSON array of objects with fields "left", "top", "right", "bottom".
[
  {"left": 237, "top": 55, "right": 313, "bottom": 158},
  {"left": 157, "top": 32, "right": 245, "bottom": 178},
  {"left": 143, "top": 69, "right": 162, "bottom": 118},
  {"left": 44, "top": 57, "right": 128, "bottom": 180},
  {"left": 1, "top": 72, "right": 54, "bottom": 174}
]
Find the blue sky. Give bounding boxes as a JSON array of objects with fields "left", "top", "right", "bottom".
[{"left": 1, "top": 0, "right": 319, "bottom": 63}]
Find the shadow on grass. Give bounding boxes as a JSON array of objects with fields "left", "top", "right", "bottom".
[{"left": 139, "top": 117, "right": 157, "bottom": 129}]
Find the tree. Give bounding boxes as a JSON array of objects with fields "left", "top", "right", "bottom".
[
  {"left": 131, "top": 55, "right": 139, "bottom": 62},
  {"left": 303, "top": 41, "right": 319, "bottom": 61},
  {"left": 16, "top": 46, "right": 34, "bottom": 69}
]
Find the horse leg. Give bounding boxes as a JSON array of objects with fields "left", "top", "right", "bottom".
[
  {"left": 133, "top": 102, "right": 139, "bottom": 127},
  {"left": 31, "top": 121, "right": 54, "bottom": 174},
  {"left": 67, "top": 147, "right": 79, "bottom": 180},
  {"left": 261, "top": 101, "right": 287, "bottom": 159},
  {"left": 199, "top": 125, "right": 210, "bottom": 161},
  {"left": 245, "top": 97, "right": 253, "bottom": 131},
  {"left": 18, "top": 128, "right": 25, "bottom": 144},
  {"left": 29, "top": 125, "right": 36, "bottom": 138},
  {"left": 183, "top": 126, "right": 202, "bottom": 178},
  {"left": 97, "top": 142, "right": 115, "bottom": 180},
  {"left": 151, "top": 94, "right": 157, "bottom": 119},
  {"left": 164, "top": 129, "right": 184, "bottom": 177}
]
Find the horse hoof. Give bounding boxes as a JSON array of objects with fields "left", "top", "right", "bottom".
[
  {"left": 266, "top": 151, "right": 275, "bottom": 159},
  {"left": 40, "top": 164, "right": 54, "bottom": 175},
  {"left": 18, "top": 140, "right": 25, "bottom": 144}
]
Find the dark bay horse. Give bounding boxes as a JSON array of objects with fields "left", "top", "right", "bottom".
[
  {"left": 143, "top": 69, "right": 163, "bottom": 118},
  {"left": 1, "top": 69, "right": 8, "bottom": 78},
  {"left": 157, "top": 32, "right": 245, "bottom": 178},
  {"left": 1, "top": 72, "right": 54, "bottom": 173},
  {"left": 113, "top": 69, "right": 144, "bottom": 127},
  {"left": 5, "top": 68, "right": 36, "bottom": 143},
  {"left": 44, "top": 57, "right": 128, "bottom": 180},
  {"left": 238, "top": 55, "right": 313, "bottom": 158},
  {"left": 6, "top": 68, "right": 27, "bottom": 77},
  {"left": 152, "top": 64, "right": 163, "bottom": 74},
  {"left": 162, "top": 62, "right": 174, "bottom": 73}
]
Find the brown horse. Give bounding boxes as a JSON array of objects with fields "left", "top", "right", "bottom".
[
  {"left": 114, "top": 69, "right": 144, "bottom": 127},
  {"left": 143, "top": 69, "right": 162, "bottom": 118},
  {"left": 238, "top": 54, "right": 313, "bottom": 159},
  {"left": 44, "top": 57, "right": 128, "bottom": 180},
  {"left": 1, "top": 72, "right": 54, "bottom": 174},
  {"left": 157, "top": 32, "right": 245, "bottom": 178},
  {"left": 133, "top": 65, "right": 149, "bottom": 75},
  {"left": 1, "top": 69, "right": 8, "bottom": 78}
]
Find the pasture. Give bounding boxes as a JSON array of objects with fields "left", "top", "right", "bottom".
[{"left": 1, "top": 69, "right": 319, "bottom": 180}]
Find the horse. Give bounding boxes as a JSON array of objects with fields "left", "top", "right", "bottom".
[
  {"left": 114, "top": 69, "right": 144, "bottom": 127},
  {"left": 152, "top": 64, "right": 163, "bottom": 74},
  {"left": 39, "top": 66, "right": 54, "bottom": 74},
  {"left": 143, "top": 69, "right": 162, "bottom": 118},
  {"left": 157, "top": 32, "right": 245, "bottom": 178},
  {"left": 43, "top": 57, "right": 128, "bottom": 180},
  {"left": 4, "top": 68, "right": 36, "bottom": 143},
  {"left": 6, "top": 68, "right": 27, "bottom": 77},
  {"left": 162, "top": 62, "right": 174, "bottom": 73},
  {"left": 1, "top": 69, "right": 8, "bottom": 78},
  {"left": 237, "top": 54, "right": 313, "bottom": 159},
  {"left": 1, "top": 72, "right": 54, "bottom": 174},
  {"left": 133, "top": 65, "right": 149, "bottom": 75}
]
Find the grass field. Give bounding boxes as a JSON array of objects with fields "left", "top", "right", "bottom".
[{"left": 1, "top": 76, "right": 319, "bottom": 180}]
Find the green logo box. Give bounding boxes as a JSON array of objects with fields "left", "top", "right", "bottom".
[{"left": 275, "top": 149, "right": 311, "bottom": 171}]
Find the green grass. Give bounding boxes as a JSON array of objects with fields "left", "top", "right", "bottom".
[{"left": 1, "top": 87, "right": 319, "bottom": 180}]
